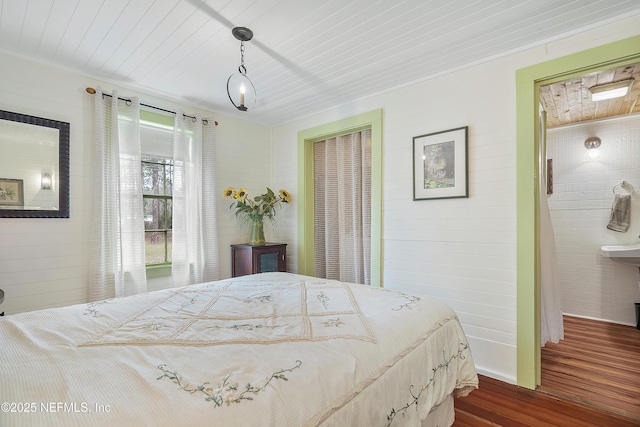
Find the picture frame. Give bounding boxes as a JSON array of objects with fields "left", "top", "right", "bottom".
[
  {"left": 0, "top": 178, "right": 25, "bottom": 207},
  {"left": 413, "top": 126, "right": 468, "bottom": 200}
]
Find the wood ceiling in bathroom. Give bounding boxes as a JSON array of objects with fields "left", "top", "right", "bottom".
[{"left": 540, "top": 63, "right": 640, "bottom": 128}]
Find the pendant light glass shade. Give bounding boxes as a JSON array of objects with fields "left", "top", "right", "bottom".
[
  {"left": 227, "top": 70, "right": 256, "bottom": 111},
  {"left": 227, "top": 27, "right": 256, "bottom": 111}
]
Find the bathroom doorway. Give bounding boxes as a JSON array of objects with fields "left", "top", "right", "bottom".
[
  {"left": 536, "top": 62, "right": 640, "bottom": 417},
  {"left": 539, "top": 63, "right": 640, "bottom": 328},
  {"left": 515, "top": 34, "right": 640, "bottom": 392}
]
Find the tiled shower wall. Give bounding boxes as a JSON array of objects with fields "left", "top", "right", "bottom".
[{"left": 547, "top": 113, "right": 640, "bottom": 325}]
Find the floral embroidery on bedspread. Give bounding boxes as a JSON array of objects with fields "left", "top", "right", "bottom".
[
  {"left": 141, "top": 321, "right": 166, "bottom": 331},
  {"left": 244, "top": 294, "right": 274, "bottom": 304},
  {"left": 392, "top": 293, "right": 421, "bottom": 311},
  {"left": 317, "top": 291, "right": 329, "bottom": 309},
  {"left": 207, "top": 322, "right": 286, "bottom": 331},
  {"left": 83, "top": 299, "right": 113, "bottom": 317},
  {"left": 386, "top": 341, "right": 471, "bottom": 426},
  {"left": 323, "top": 318, "right": 345, "bottom": 328},
  {"left": 156, "top": 360, "right": 302, "bottom": 407}
]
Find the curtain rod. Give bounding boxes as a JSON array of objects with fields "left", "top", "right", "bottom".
[{"left": 85, "top": 87, "right": 218, "bottom": 126}]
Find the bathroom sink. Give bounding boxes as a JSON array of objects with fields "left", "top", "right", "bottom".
[{"left": 601, "top": 244, "right": 640, "bottom": 267}]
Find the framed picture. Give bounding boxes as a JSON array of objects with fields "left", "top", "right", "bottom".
[
  {"left": 0, "top": 178, "right": 25, "bottom": 207},
  {"left": 413, "top": 126, "right": 468, "bottom": 200}
]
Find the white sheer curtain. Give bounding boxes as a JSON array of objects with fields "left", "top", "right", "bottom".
[
  {"left": 314, "top": 129, "right": 371, "bottom": 285},
  {"left": 89, "top": 88, "right": 147, "bottom": 300},
  {"left": 171, "top": 111, "right": 219, "bottom": 286},
  {"left": 539, "top": 108, "right": 564, "bottom": 346}
]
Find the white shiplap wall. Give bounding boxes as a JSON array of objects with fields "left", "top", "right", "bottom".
[
  {"left": 547, "top": 114, "right": 640, "bottom": 326},
  {"left": 0, "top": 51, "right": 274, "bottom": 312},
  {"left": 271, "top": 15, "right": 640, "bottom": 383},
  {"left": 271, "top": 58, "right": 519, "bottom": 382},
  {"left": 0, "top": 55, "right": 91, "bottom": 313},
  {"left": 215, "top": 113, "right": 289, "bottom": 276}
]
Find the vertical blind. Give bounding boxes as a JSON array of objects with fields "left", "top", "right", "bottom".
[{"left": 313, "top": 129, "right": 372, "bottom": 285}]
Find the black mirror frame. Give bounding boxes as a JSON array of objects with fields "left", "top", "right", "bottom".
[{"left": 0, "top": 110, "right": 70, "bottom": 218}]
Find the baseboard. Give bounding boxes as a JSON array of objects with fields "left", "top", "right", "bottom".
[
  {"left": 563, "top": 313, "right": 635, "bottom": 327},
  {"left": 473, "top": 366, "right": 516, "bottom": 385}
]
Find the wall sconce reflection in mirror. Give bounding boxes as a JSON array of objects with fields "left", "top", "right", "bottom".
[
  {"left": 41, "top": 171, "right": 52, "bottom": 190},
  {"left": 0, "top": 110, "right": 70, "bottom": 218}
]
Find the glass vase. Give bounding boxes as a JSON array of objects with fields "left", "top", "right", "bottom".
[{"left": 249, "top": 217, "right": 266, "bottom": 246}]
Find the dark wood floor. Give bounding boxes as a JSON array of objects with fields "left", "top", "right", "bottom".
[
  {"left": 453, "top": 315, "right": 640, "bottom": 426},
  {"left": 540, "top": 316, "right": 640, "bottom": 420}
]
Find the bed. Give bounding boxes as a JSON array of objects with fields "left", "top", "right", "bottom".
[{"left": 0, "top": 272, "right": 478, "bottom": 426}]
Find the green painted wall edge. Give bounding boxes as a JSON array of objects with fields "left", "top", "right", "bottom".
[
  {"left": 516, "top": 34, "right": 640, "bottom": 389},
  {"left": 297, "top": 109, "right": 383, "bottom": 286},
  {"left": 140, "top": 109, "right": 173, "bottom": 127}
]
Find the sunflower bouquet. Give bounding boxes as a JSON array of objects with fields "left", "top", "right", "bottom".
[
  {"left": 223, "top": 186, "right": 291, "bottom": 224},
  {"left": 223, "top": 187, "right": 291, "bottom": 245}
]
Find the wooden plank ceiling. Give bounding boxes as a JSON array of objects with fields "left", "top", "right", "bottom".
[
  {"left": 0, "top": 0, "right": 639, "bottom": 125},
  {"left": 540, "top": 64, "right": 640, "bottom": 128}
]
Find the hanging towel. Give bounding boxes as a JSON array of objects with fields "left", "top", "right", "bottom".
[{"left": 607, "top": 193, "right": 631, "bottom": 232}]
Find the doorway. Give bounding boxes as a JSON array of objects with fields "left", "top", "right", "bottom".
[
  {"left": 515, "top": 35, "right": 640, "bottom": 390},
  {"left": 540, "top": 66, "right": 640, "bottom": 327},
  {"left": 313, "top": 129, "right": 372, "bottom": 285},
  {"left": 296, "top": 109, "right": 383, "bottom": 285},
  {"left": 537, "top": 65, "right": 640, "bottom": 418}
]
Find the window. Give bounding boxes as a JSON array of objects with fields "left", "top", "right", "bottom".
[
  {"left": 142, "top": 156, "right": 173, "bottom": 265},
  {"left": 140, "top": 110, "right": 175, "bottom": 268}
]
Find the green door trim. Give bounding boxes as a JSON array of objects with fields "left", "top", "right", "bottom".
[{"left": 516, "top": 34, "right": 640, "bottom": 389}]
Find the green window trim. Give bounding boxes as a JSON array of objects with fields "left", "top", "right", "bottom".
[{"left": 146, "top": 263, "right": 172, "bottom": 278}]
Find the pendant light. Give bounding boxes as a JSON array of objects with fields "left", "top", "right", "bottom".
[{"left": 227, "top": 27, "right": 256, "bottom": 111}]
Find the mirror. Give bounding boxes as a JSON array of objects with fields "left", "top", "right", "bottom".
[{"left": 0, "top": 110, "right": 70, "bottom": 218}]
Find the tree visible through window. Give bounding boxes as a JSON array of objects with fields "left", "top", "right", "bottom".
[{"left": 142, "top": 157, "right": 173, "bottom": 265}]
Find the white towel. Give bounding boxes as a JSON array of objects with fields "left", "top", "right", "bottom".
[{"left": 607, "top": 194, "right": 631, "bottom": 232}]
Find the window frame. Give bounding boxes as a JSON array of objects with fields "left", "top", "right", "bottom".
[
  {"left": 139, "top": 109, "right": 175, "bottom": 277},
  {"left": 142, "top": 156, "right": 173, "bottom": 267}
]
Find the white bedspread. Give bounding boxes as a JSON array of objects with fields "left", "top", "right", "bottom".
[{"left": 0, "top": 272, "right": 478, "bottom": 426}]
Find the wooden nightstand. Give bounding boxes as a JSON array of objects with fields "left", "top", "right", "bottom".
[{"left": 231, "top": 243, "right": 287, "bottom": 277}]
